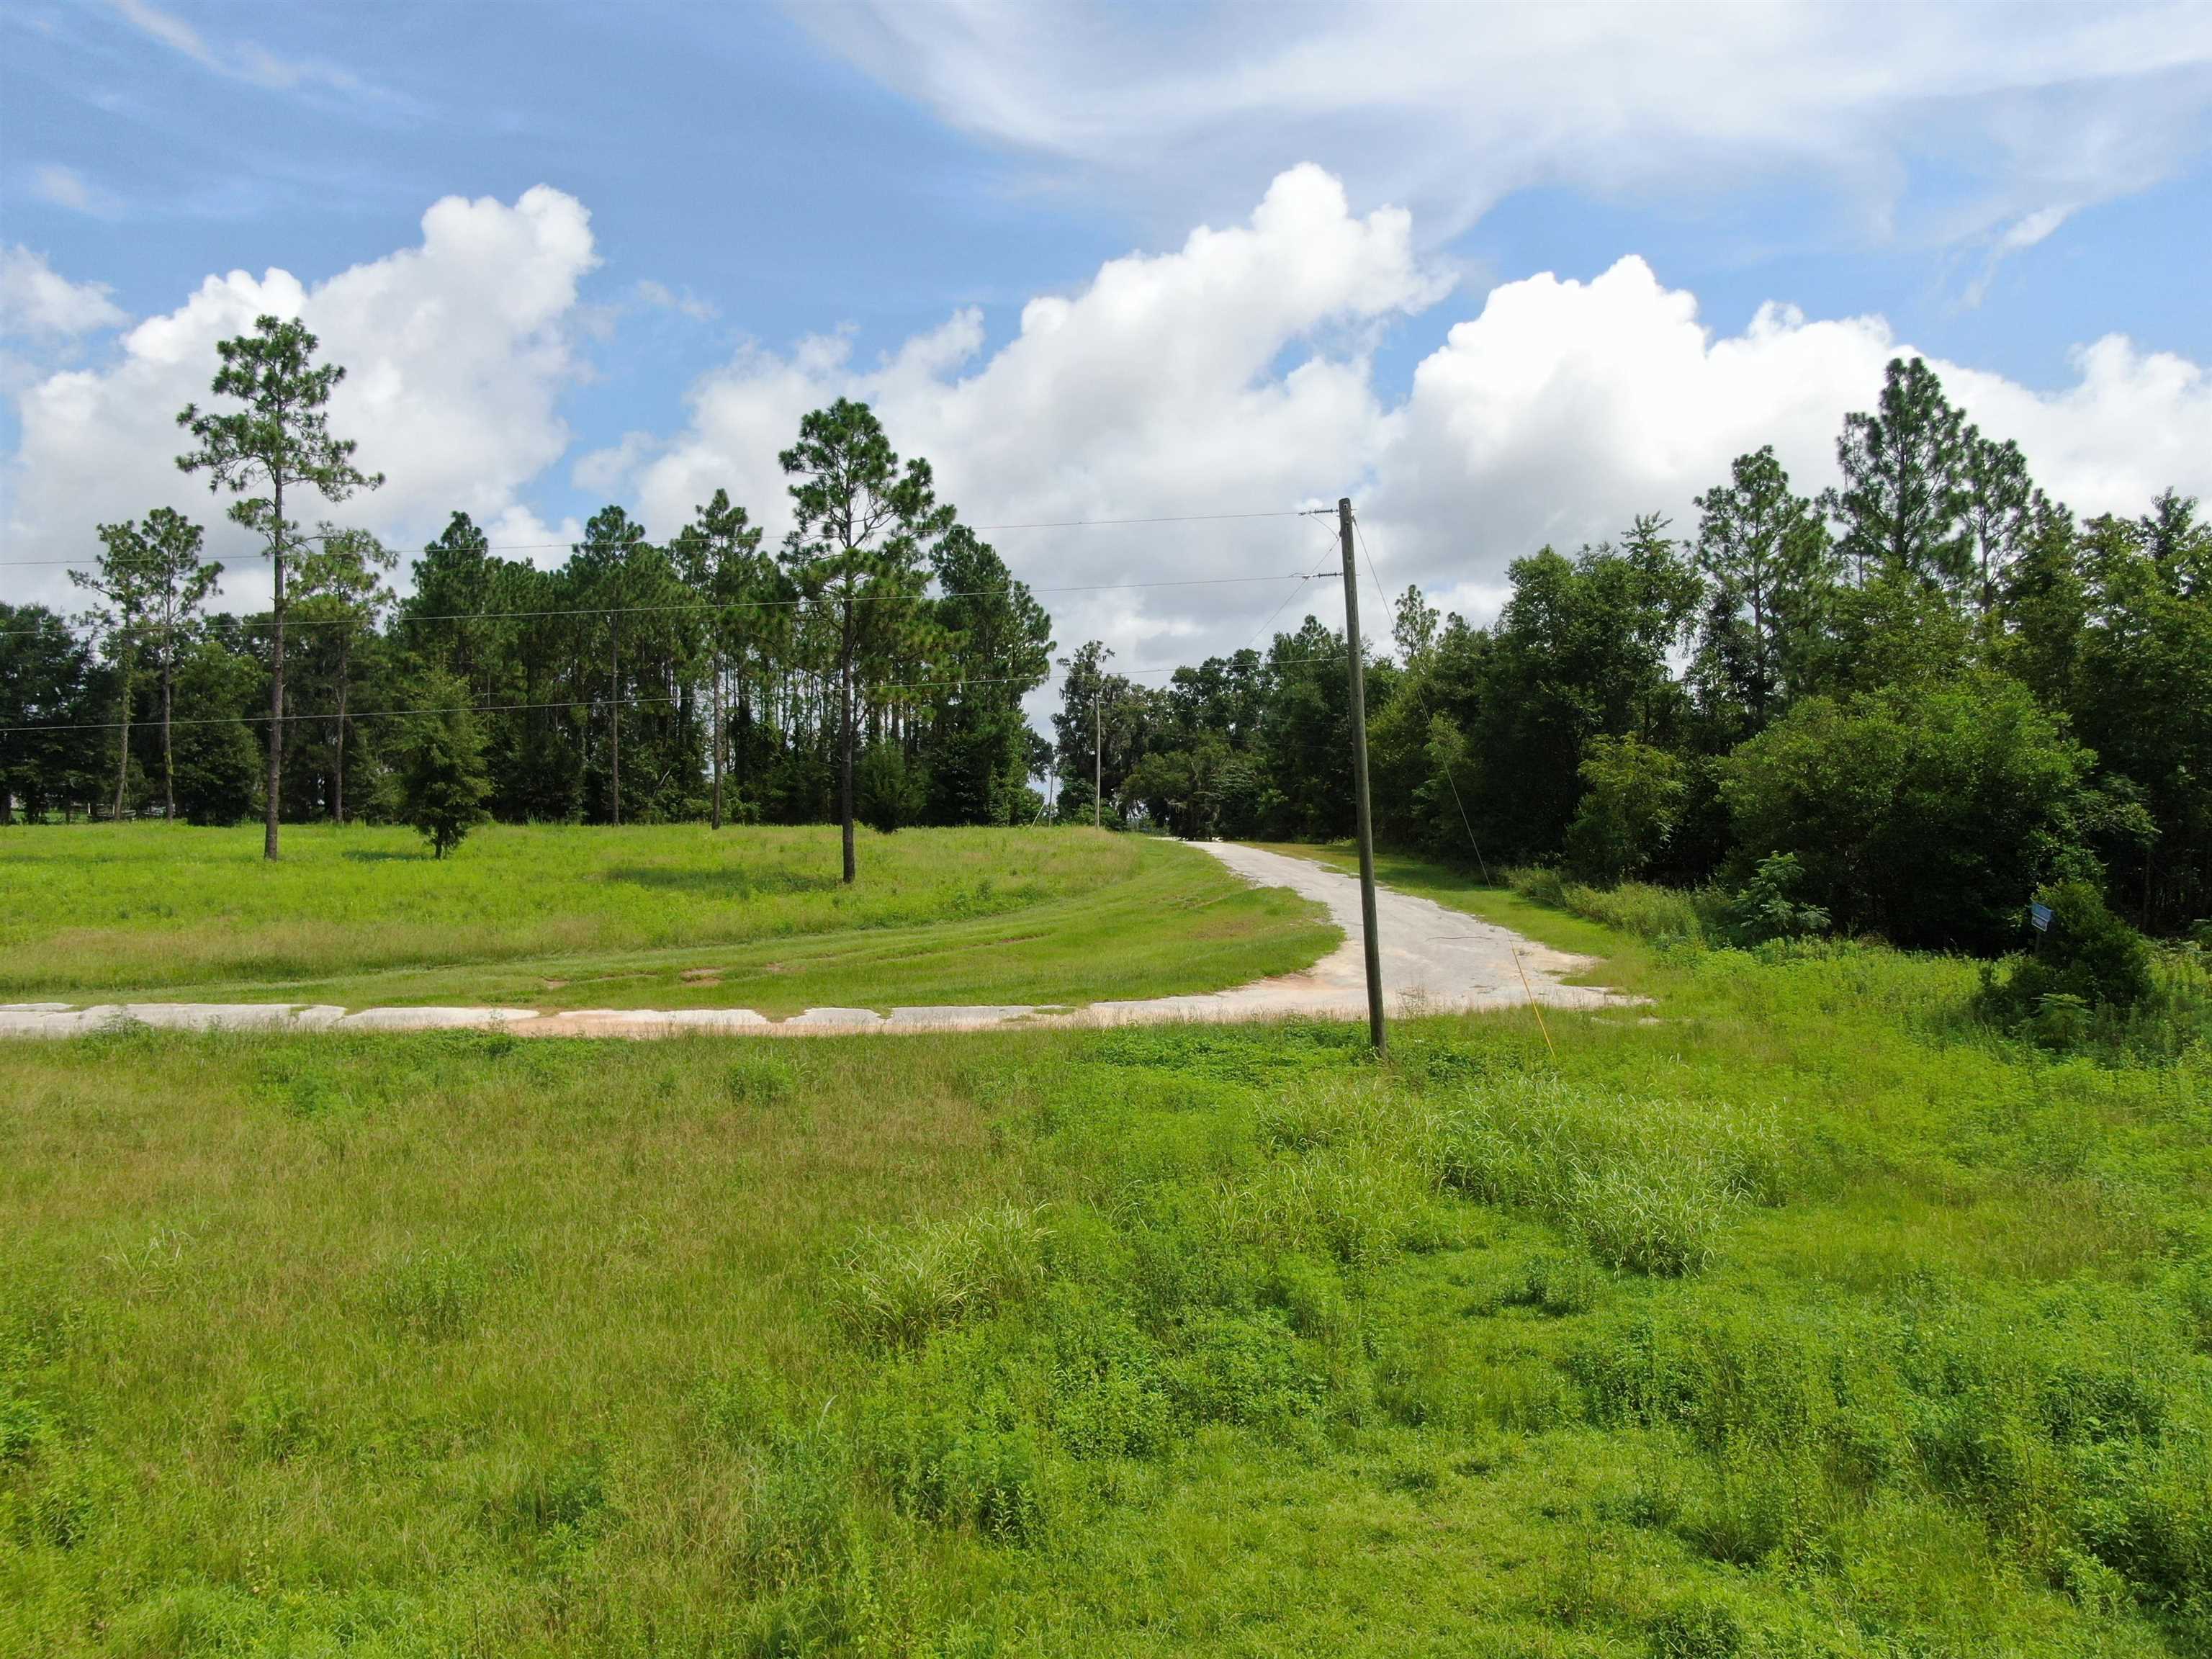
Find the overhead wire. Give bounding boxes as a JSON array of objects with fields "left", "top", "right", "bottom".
[
  {"left": 3, "top": 569, "right": 1326, "bottom": 642},
  {"left": 0, "top": 508, "right": 1316, "bottom": 571},
  {"left": 0, "top": 511, "right": 1354, "bottom": 736},
  {"left": 0, "top": 649, "right": 1356, "bottom": 737},
  {"left": 1353, "top": 514, "right": 1491, "bottom": 884}
]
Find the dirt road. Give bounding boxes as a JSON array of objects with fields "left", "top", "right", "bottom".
[{"left": 0, "top": 842, "right": 1623, "bottom": 1038}]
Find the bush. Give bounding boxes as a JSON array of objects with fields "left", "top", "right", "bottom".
[
  {"left": 1720, "top": 674, "right": 2105, "bottom": 952},
  {"left": 1503, "top": 1251, "right": 1601, "bottom": 1318},
  {"left": 168, "top": 639, "right": 263, "bottom": 825},
  {"left": 855, "top": 742, "right": 925, "bottom": 834},
  {"left": 726, "top": 1056, "right": 797, "bottom": 1107},
  {"left": 1414, "top": 1075, "right": 1768, "bottom": 1277},
  {"left": 1720, "top": 853, "right": 1829, "bottom": 945},
  {"left": 1565, "top": 735, "right": 1686, "bottom": 886},
  {"left": 1979, "top": 881, "right": 2157, "bottom": 1040}
]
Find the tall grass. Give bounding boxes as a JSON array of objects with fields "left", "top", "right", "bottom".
[
  {"left": 4, "top": 862, "right": 2208, "bottom": 1653},
  {"left": 1506, "top": 864, "right": 1718, "bottom": 943},
  {"left": 0, "top": 822, "right": 1336, "bottom": 1012}
]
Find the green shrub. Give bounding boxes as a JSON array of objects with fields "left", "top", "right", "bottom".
[
  {"left": 858, "top": 1349, "right": 1049, "bottom": 1542},
  {"left": 1979, "top": 881, "right": 2157, "bottom": 1042},
  {"left": 856, "top": 742, "right": 927, "bottom": 835},
  {"left": 1719, "top": 675, "right": 2106, "bottom": 952},
  {"left": 1165, "top": 1310, "right": 1325, "bottom": 1435},
  {"left": 1570, "top": 1289, "right": 2212, "bottom": 1609},
  {"left": 1566, "top": 1163, "right": 1732, "bottom": 1276},
  {"left": 396, "top": 670, "right": 493, "bottom": 859},
  {"left": 1719, "top": 852, "right": 1829, "bottom": 945},
  {"left": 1044, "top": 1303, "right": 1175, "bottom": 1461},
  {"left": 1565, "top": 735, "right": 1687, "bottom": 886},
  {"left": 1509, "top": 866, "right": 1710, "bottom": 943},
  {"left": 1503, "top": 1251, "right": 1602, "bottom": 1317},
  {"left": 1415, "top": 1076, "right": 1763, "bottom": 1275},
  {"left": 0, "top": 1382, "right": 48, "bottom": 1467},
  {"left": 1646, "top": 1591, "right": 1748, "bottom": 1658},
  {"left": 493, "top": 1453, "right": 606, "bottom": 1542},
  {"left": 738, "top": 1425, "right": 859, "bottom": 1589}
]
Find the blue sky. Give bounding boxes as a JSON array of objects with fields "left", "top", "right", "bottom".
[{"left": 5, "top": 1, "right": 2211, "bottom": 657}]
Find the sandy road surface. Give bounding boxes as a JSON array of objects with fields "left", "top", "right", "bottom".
[{"left": 0, "top": 843, "right": 1624, "bottom": 1039}]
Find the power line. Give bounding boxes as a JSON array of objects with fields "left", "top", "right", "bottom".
[
  {"left": 0, "top": 508, "right": 1316, "bottom": 570},
  {"left": 1355, "top": 514, "right": 1489, "bottom": 882},
  {"left": 0, "top": 649, "right": 1354, "bottom": 737},
  {"left": 0, "top": 569, "right": 1325, "bottom": 642},
  {"left": 1, "top": 514, "right": 1357, "bottom": 735},
  {"left": 966, "top": 510, "right": 1310, "bottom": 531},
  {"left": 1237, "top": 520, "right": 1346, "bottom": 655}
]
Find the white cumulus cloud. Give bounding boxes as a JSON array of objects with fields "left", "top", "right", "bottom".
[
  {"left": 591, "top": 166, "right": 2211, "bottom": 675},
  {"left": 9, "top": 166, "right": 2208, "bottom": 691},
  {"left": 4, "top": 185, "right": 597, "bottom": 610},
  {"left": 613, "top": 164, "right": 1442, "bottom": 662}
]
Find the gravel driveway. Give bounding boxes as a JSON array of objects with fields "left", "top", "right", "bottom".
[{"left": 0, "top": 842, "right": 1624, "bottom": 1038}]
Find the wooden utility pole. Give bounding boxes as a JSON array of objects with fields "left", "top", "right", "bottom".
[
  {"left": 609, "top": 611, "right": 621, "bottom": 827},
  {"left": 1339, "top": 496, "right": 1386, "bottom": 1054},
  {"left": 1094, "top": 691, "right": 1102, "bottom": 830},
  {"left": 711, "top": 661, "right": 724, "bottom": 830}
]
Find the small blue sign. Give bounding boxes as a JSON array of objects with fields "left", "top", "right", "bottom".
[{"left": 2029, "top": 902, "right": 2054, "bottom": 933}]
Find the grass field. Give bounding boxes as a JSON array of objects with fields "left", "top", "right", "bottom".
[
  {"left": 4, "top": 840, "right": 2208, "bottom": 1656},
  {"left": 0, "top": 824, "right": 1335, "bottom": 1013}
]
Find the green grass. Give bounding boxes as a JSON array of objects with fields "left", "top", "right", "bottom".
[
  {"left": 0, "top": 824, "right": 1336, "bottom": 1013},
  {"left": 4, "top": 842, "right": 2211, "bottom": 1655}
]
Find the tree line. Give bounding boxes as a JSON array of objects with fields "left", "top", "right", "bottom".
[
  {"left": 0, "top": 318, "right": 1052, "bottom": 874},
  {"left": 1050, "top": 358, "right": 2211, "bottom": 945},
  {"left": 6, "top": 319, "right": 2206, "bottom": 947}
]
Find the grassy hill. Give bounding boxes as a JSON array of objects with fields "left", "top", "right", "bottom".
[
  {"left": 0, "top": 824, "right": 1334, "bottom": 1013},
  {"left": 3, "top": 852, "right": 2207, "bottom": 1655}
]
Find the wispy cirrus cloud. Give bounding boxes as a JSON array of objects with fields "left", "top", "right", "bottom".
[
  {"left": 796, "top": 1, "right": 2212, "bottom": 260},
  {"left": 107, "top": 0, "right": 398, "bottom": 102},
  {"left": 26, "top": 163, "right": 114, "bottom": 217}
]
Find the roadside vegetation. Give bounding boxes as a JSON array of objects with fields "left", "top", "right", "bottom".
[
  {"left": 0, "top": 824, "right": 1331, "bottom": 1014},
  {"left": 5, "top": 873, "right": 2206, "bottom": 1657},
  {"left": 3, "top": 235, "right": 2208, "bottom": 1659}
]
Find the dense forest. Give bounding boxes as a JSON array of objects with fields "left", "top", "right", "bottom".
[
  {"left": 1060, "top": 359, "right": 2211, "bottom": 949},
  {"left": 3, "top": 320, "right": 2207, "bottom": 948}
]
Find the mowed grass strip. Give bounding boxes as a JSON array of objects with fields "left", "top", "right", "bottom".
[
  {"left": 3, "top": 890, "right": 2208, "bottom": 1654},
  {"left": 0, "top": 824, "right": 1336, "bottom": 1012}
]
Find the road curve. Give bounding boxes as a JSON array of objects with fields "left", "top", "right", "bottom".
[{"left": 0, "top": 842, "right": 1626, "bottom": 1040}]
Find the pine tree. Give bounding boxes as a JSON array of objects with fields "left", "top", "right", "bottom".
[
  {"left": 398, "top": 671, "right": 491, "bottom": 858},
  {"left": 779, "top": 400, "right": 953, "bottom": 882},
  {"left": 176, "top": 315, "right": 382, "bottom": 860},
  {"left": 1961, "top": 429, "right": 2034, "bottom": 624},
  {"left": 71, "top": 521, "right": 161, "bottom": 819},
  {"left": 1691, "top": 446, "right": 1834, "bottom": 733},
  {"left": 295, "top": 524, "right": 395, "bottom": 824},
  {"left": 670, "top": 488, "right": 772, "bottom": 830},
  {"left": 1824, "top": 356, "right": 1972, "bottom": 590}
]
